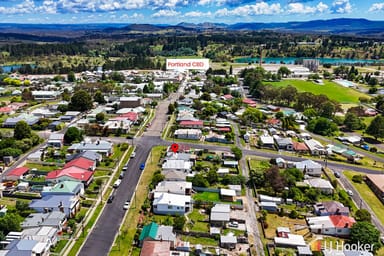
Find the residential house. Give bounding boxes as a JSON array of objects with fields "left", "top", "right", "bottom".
[
  {"left": 304, "top": 139, "right": 327, "bottom": 155},
  {"left": 295, "top": 159, "right": 323, "bottom": 177},
  {"left": 259, "top": 202, "right": 278, "bottom": 212},
  {"left": 365, "top": 174, "right": 384, "bottom": 204},
  {"left": 154, "top": 181, "right": 192, "bottom": 195},
  {"left": 68, "top": 139, "right": 113, "bottom": 156},
  {"left": 103, "top": 118, "right": 132, "bottom": 134},
  {"left": 274, "top": 136, "right": 294, "bottom": 151},
  {"left": 307, "top": 215, "right": 356, "bottom": 237},
  {"left": 293, "top": 141, "right": 310, "bottom": 154},
  {"left": 174, "top": 129, "right": 202, "bottom": 140},
  {"left": 217, "top": 168, "right": 230, "bottom": 177},
  {"left": 220, "top": 234, "right": 237, "bottom": 249},
  {"left": 179, "top": 120, "right": 203, "bottom": 129},
  {"left": 222, "top": 161, "right": 238, "bottom": 168},
  {"left": 162, "top": 170, "right": 188, "bottom": 181},
  {"left": 21, "top": 211, "right": 67, "bottom": 230},
  {"left": 4, "top": 239, "right": 50, "bottom": 256},
  {"left": 27, "top": 151, "right": 43, "bottom": 161},
  {"left": 274, "top": 234, "right": 306, "bottom": 248},
  {"left": 31, "top": 108, "right": 58, "bottom": 118},
  {"left": 46, "top": 167, "right": 93, "bottom": 187},
  {"left": 164, "top": 152, "right": 196, "bottom": 163},
  {"left": 32, "top": 91, "right": 59, "bottom": 101},
  {"left": 220, "top": 188, "right": 236, "bottom": 202},
  {"left": 4, "top": 167, "right": 29, "bottom": 181},
  {"left": 139, "top": 222, "right": 176, "bottom": 247},
  {"left": 153, "top": 192, "right": 191, "bottom": 215},
  {"left": 259, "top": 194, "right": 283, "bottom": 205},
  {"left": 314, "top": 201, "right": 350, "bottom": 216},
  {"left": 119, "top": 112, "right": 139, "bottom": 123},
  {"left": 242, "top": 98, "right": 257, "bottom": 107},
  {"left": 162, "top": 159, "right": 193, "bottom": 172},
  {"left": 22, "top": 226, "right": 58, "bottom": 247},
  {"left": 205, "top": 133, "right": 229, "bottom": 143},
  {"left": 276, "top": 227, "right": 290, "bottom": 238},
  {"left": 47, "top": 133, "right": 65, "bottom": 148},
  {"left": 3, "top": 113, "right": 39, "bottom": 128},
  {"left": 48, "top": 121, "right": 64, "bottom": 131},
  {"left": 259, "top": 135, "right": 275, "bottom": 148},
  {"left": 66, "top": 151, "right": 102, "bottom": 163},
  {"left": 304, "top": 178, "right": 334, "bottom": 194},
  {"left": 64, "top": 157, "right": 96, "bottom": 171},
  {"left": 140, "top": 241, "right": 171, "bottom": 256},
  {"left": 119, "top": 96, "right": 142, "bottom": 108},
  {"left": 297, "top": 246, "right": 313, "bottom": 256},
  {"left": 29, "top": 194, "right": 80, "bottom": 218},
  {"left": 210, "top": 204, "right": 230, "bottom": 227},
  {"left": 60, "top": 111, "right": 81, "bottom": 122},
  {"left": 228, "top": 185, "right": 241, "bottom": 196},
  {"left": 41, "top": 181, "right": 84, "bottom": 196}
]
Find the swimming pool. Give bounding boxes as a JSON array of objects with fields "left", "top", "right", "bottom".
[{"left": 334, "top": 79, "right": 356, "bottom": 88}]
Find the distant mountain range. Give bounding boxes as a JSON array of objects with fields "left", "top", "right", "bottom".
[{"left": 1, "top": 18, "right": 384, "bottom": 41}]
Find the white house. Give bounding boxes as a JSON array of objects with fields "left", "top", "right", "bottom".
[
  {"left": 274, "top": 234, "right": 306, "bottom": 248},
  {"left": 307, "top": 215, "right": 356, "bottom": 237},
  {"left": 295, "top": 159, "right": 323, "bottom": 177},
  {"left": 210, "top": 204, "right": 231, "bottom": 226},
  {"left": 304, "top": 178, "right": 334, "bottom": 194},
  {"left": 162, "top": 159, "right": 193, "bottom": 172},
  {"left": 304, "top": 139, "right": 327, "bottom": 155},
  {"left": 174, "top": 129, "right": 202, "bottom": 140},
  {"left": 154, "top": 181, "right": 192, "bottom": 195},
  {"left": 153, "top": 192, "right": 191, "bottom": 216}
]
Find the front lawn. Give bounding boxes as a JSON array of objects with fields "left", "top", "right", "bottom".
[
  {"left": 267, "top": 79, "right": 368, "bottom": 104},
  {"left": 262, "top": 213, "right": 308, "bottom": 239},
  {"left": 193, "top": 192, "right": 220, "bottom": 202},
  {"left": 187, "top": 208, "right": 209, "bottom": 233},
  {"left": 344, "top": 170, "right": 384, "bottom": 225}
]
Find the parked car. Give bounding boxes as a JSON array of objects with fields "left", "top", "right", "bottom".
[
  {"left": 346, "top": 190, "right": 354, "bottom": 196},
  {"left": 140, "top": 163, "right": 145, "bottom": 170},
  {"left": 131, "top": 151, "right": 136, "bottom": 158},
  {"left": 123, "top": 201, "right": 130, "bottom": 210},
  {"left": 228, "top": 221, "right": 239, "bottom": 228},
  {"left": 334, "top": 172, "right": 341, "bottom": 178},
  {"left": 113, "top": 179, "right": 122, "bottom": 188},
  {"left": 107, "top": 194, "right": 115, "bottom": 203},
  {"left": 122, "top": 165, "right": 128, "bottom": 171},
  {"left": 119, "top": 172, "right": 125, "bottom": 179}
]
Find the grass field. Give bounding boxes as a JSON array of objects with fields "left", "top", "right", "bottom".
[
  {"left": 193, "top": 191, "right": 220, "bottom": 202},
  {"left": 266, "top": 79, "right": 368, "bottom": 104},
  {"left": 344, "top": 170, "right": 384, "bottom": 225}
]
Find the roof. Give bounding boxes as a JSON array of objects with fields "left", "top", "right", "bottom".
[
  {"left": 21, "top": 211, "right": 66, "bottom": 229},
  {"left": 68, "top": 140, "right": 113, "bottom": 152},
  {"left": 179, "top": 120, "right": 203, "bottom": 126},
  {"left": 259, "top": 135, "right": 274, "bottom": 144},
  {"left": 211, "top": 204, "right": 230, "bottom": 213},
  {"left": 274, "top": 234, "right": 306, "bottom": 247},
  {"left": 295, "top": 160, "right": 322, "bottom": 170},
  {"left": 46, "top": 167, "right": 93, "bottom": 181},
  {"left": 154, "top": 181, "right": 192, "bottom": 194},
  {"left": 139, "top": 222, "right": 159, "bottom": 241},
  {"left": 66, "top": 151, "right": 102, "bottom": 162},
  {"left": 220, "top": 188, "right": 236, "bottom": 197},
  {"left": 64, "top": 157, "right": 95, "bottom": 170},
  {"left": 156, "top": 225, "right": 176, "bottom": 241},
  {"left": 277, "top": 227, "right": 290, "bottom": 233},
  {"left": 119, "top": 112, "right": 139, "bottom": 121},
  {"left": 6, "top": 167, "right": 29, "bottom": 177},
  {"left": 220, "top": 234, "right": 237, "bottom": 243},
  {"left": 305, "top": 178, "right": 334, "bottom": 190},
  {"left": 329, "top": 215, "right": 356, "bottom": 228},
  {"left": 48, "top": 133, "right": 64, "bottom": 141},
  {"left": 140, "top": 241, "right": 170, "bottom": 256},
  {"left": 120, "top": 96, "right": 141, "bottom": 101},
  {"left": 48, "top": 181, "right": 83, "bottom": 194},
  {"left": 293, "top": 141, "right": 309, "bottom": 151},
  {"left": 29, "top": 195, "right": 77, "bottom": 210},
  {"left": 366, "top": 174, "right": 384, "bottom": 193},
  {"left": 297, "top": 246, "right": 313, "bottom": 255},
  {"left": 315, "top": 201, "right": 349, "bottom": 215},
  {"left": 153, "top": 192, "right": 191, "bottom": 207},
  {"left": 162, "top": 159, "right": 193, "bottom": 170},
  {"left": 5, "top": 239, "right": 38, "bottom": 256}
]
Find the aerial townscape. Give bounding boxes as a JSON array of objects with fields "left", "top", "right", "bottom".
[{"left": 2, "top": 1, "right": 384, "bottom": 256}]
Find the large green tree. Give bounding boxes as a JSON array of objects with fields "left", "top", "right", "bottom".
[
  {"left": 350, "top": 221, "right": 380, "bottom": 252},
  {"left": 14, "top": 120, "right": 32, "bottom": 140},
  {"left": 344, "top": 112, "right": 365, "bottom": 131},
  {"left": 69, "top": 89, "right": 93, "bottom": 111},
  {"left": 366, "top": 115, "right": 384, "bottom": 140},
  {"left": 64, "top": 127, "right": 83, "bottom": 144},
  {"left": 231, "top": 146, "right": 243, "bottom": 160},
  {"left": 307, "top": 117, "right": 338, "bottom": 136},
  {"left": 94, "top": 90, "right": 106, "bottom": 104}
]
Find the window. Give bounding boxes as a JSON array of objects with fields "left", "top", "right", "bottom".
[{"left": 168, "top": 205, "right": 173, "bottom": 209}]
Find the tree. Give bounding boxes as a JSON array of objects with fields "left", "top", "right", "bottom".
[
  {"left": 366, "top": 115, "right": 384, "bottom": 140},
  {"left": 344, "top": 112, "right": 365, "bottom": 131},
  {"left": 307, "top": 117, "right": 338, "bottom": 136},
  {"left": 96, "top": 112, "right": 105, "bottom": 123},
  {"left": 69, "top": 90, "right": 93, "bottom": 112},
  {"left": 21, "top": 88, "right": 33, "bottom": 101},
  {"left": 64, "top": 127, "right": 83, "bottom": 144},
  {"left": 248, "top": 169, "right": 265, "bottom": 187},
  {"left": 352, "top": 175, "right": 363, "bottom": 183},
  {"left": 350, "top": 221, "right": 380, "bottom": 252},
  {"left": 67, "top": 71, "right": 76, "bottom": 82},
  {"left": 174, "top": 215, "right": 186, "bottom": 231},
  {"left": 0, "top": 213, "right": 22, "bottom": 234},
  {"left": 168, "top": 103, "right": 175, "bottom": 114},
  {"left": 355, "top": 209, "right": 371, "bottom": 222},
  {"left": 231, "top": 146, "right": 242, "bottom": 160},
  {"left": 191, "top": 173, "right": 209, "bottom": 187},
  {"left": 207, "top": 169, "right": 219, "bottom": 184},
  {"left": 94, "top": 90, "right": 106, "bottom": 104},
  {"left": 277, "top": 66, "right": 291, "bottom": 78},
  {"left": 14, "top": 120, "right": 32, "bottom": 140},
  {"left": 241, "top": 108, "right": 264, "bottom": 125},
  {"left": 265, "top": 166, "right": 286, "bottom": 194}
]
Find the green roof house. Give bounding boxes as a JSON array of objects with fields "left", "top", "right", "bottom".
[{"left": 139, "top": 222, "right": 159, "bottom": 246}]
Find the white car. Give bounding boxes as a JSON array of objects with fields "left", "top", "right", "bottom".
[
  {"left": 346, "top": 190, "right": 354, "bottom": 196},
  {"left": 131, "top": 151, "right": 136, "bottom": 158},
  {"left": 123, "top": 201, "right": 130, "bottom": 210},
  {"left": 113, "top": 179, "right": 121, "bottom": 188}
]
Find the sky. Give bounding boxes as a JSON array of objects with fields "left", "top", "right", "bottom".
[{"left": 0, "top": 0, "right": 384, "bottom": 24}]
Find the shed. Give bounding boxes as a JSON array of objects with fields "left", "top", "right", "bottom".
[
  {"left": 220, "top": 234, "right": 237, "bottom": 249},
  {"left": 220, "top": 188, "right": 236, "bottom": 202}
]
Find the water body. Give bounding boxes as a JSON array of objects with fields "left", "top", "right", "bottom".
[
  {"left": 1, "top": 64, "right": 36, "bottom": 73},
  {"left": 235, "top": 57, "right": 384, "bottom": 65}
]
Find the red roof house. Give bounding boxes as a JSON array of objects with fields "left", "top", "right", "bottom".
[
  {"left": 242, "top": 98, "right": 257, "bottom": 107},
  {"left": 0, "top": 107, "right": 15, "bottom": 115},
  {"left": 179, "top": 120, "right": 204, "bottom": 128},
  {"left": 120, "top": 112, "right": 139, "bottom": 122},
  {"left": 5, "top": 167, "right": 29, "bottom": 181},
  {"left": 293, "top": 141, "right": 309, "bottom": 153},
  {"left": 64, "top": 157, "right": 96, "bottom": 171},
  {"left": 329, "top": 215, "right": 356, "bottom": 228},
  {"left": 46, "top": 167, "right": 93, "bottom": 186},
  {"left": 222, "top": 94, "right": 233, "bottom": 100}
]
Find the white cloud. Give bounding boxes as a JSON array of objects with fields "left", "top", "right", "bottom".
[
  {"left": 184, "top": 10, "right": 212, "bottom": 17},
  {"left": 215, "top": 2, "right": 281, "bottom": 17},
  {"left": 369, "top": 3, "right": 384, "bottom": 12},
  {"left": 332, "top": 0, "right": 352, "bottom": 14},
  {"left": 151, "top": 9, "right": 180, "bottom": 17},
  {"left": 286, "top": 2, "right": 328, "bottom": 14},
  {"left": 0, "top": 0, "right": 35, "bottom": 14}
]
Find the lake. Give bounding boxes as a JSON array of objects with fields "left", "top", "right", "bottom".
[
  {"left": 235, "top": 57, "right": 384, "bottom": 65},
  {"left": 1, "top": 64, "right": 35, "bottom": 73}
]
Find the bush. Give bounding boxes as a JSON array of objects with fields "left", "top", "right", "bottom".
[
  {"left": 289, "top": 210, "right": 298, "bottom": 219},
  {"left": 352, "top": 175, "right": 363, "bottom": 183}
]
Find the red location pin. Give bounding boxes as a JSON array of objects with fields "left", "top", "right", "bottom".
[{"left": 171, "top": 143, "right": 179, "bottom": 153}]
